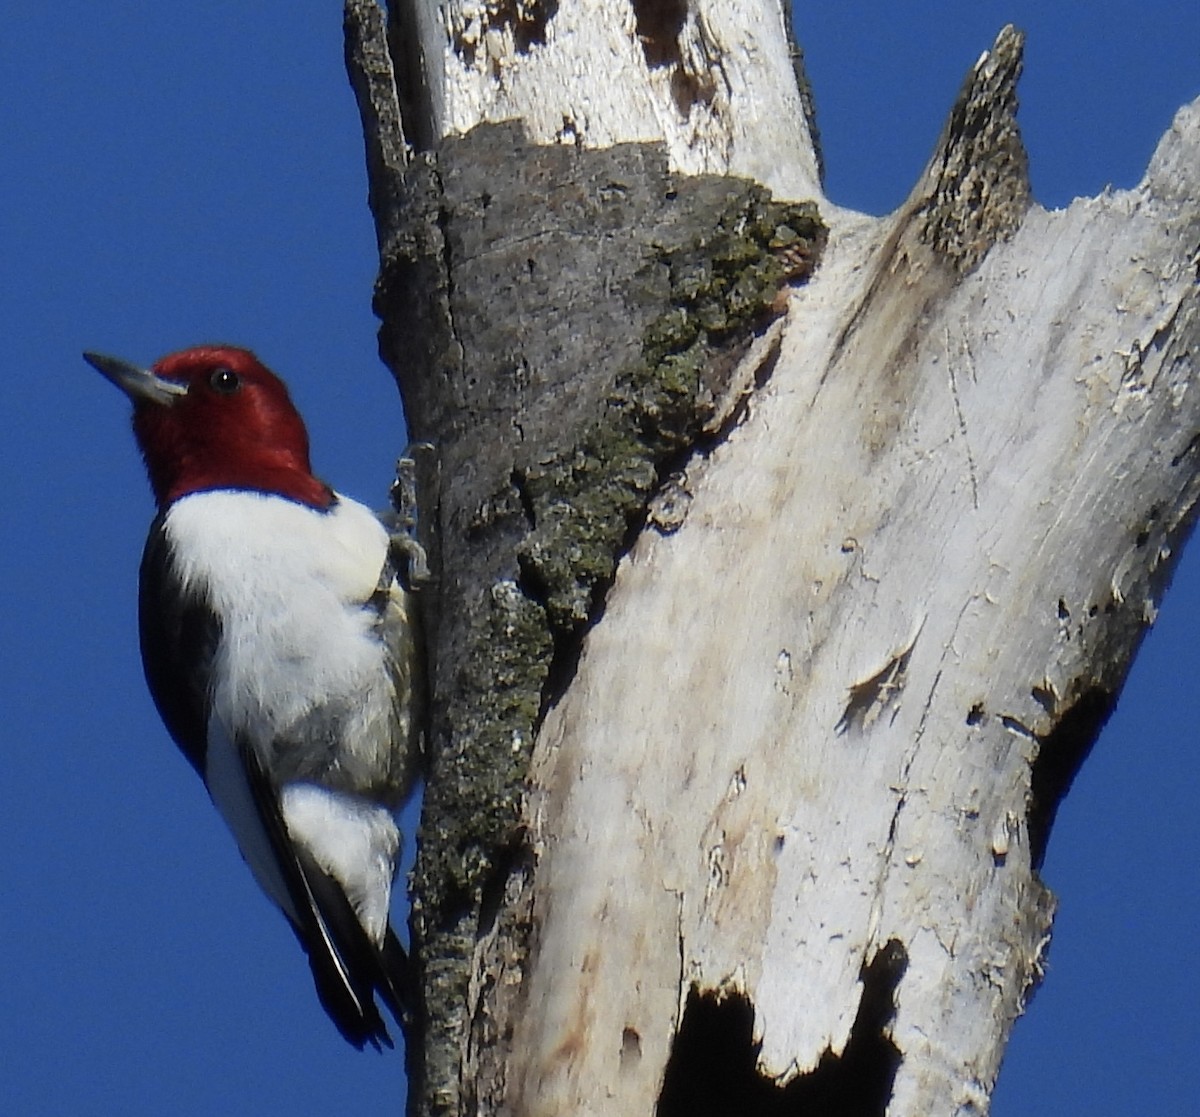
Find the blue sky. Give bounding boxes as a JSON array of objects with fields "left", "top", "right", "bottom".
[{"left": 2, "top": 4, "right": 1196, "bottom": 1114}]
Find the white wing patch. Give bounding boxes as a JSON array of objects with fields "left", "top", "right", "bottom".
[{"left": 280, "top": 784, "right": 400, "bottom": 944}]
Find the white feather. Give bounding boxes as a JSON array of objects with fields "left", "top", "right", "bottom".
[
  {"left": 166, "top": 490, "right": 394, "bottom": 770},
  {"left": 167, "top": 489, "right": 407, "bottom": 936},
  {"left": 280, "top": 784, "right": 400, "bottom": 943}
]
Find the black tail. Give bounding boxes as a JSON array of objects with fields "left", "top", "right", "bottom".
[{"left": 293, "top": 845, "right": 412, "bottom": 1051}]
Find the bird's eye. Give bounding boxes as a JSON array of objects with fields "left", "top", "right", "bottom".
[{"left": 208, "top": 367, "right": 241, "bottom": 394}]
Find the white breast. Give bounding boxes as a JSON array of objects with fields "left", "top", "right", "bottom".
[{"left": 164, "top": 490, "right": 396, "bottom": 786}]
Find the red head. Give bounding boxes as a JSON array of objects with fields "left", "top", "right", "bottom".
[{"left": 85, "top": 345, "right": 334, "bottom": 510}]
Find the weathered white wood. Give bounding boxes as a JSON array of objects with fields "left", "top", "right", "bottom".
[
  {"left": 408, "top": 0, "right": 820, "bottom": 198},
  {"left": 511, "top": 95, "right": 1200, "bottom": 1115}
]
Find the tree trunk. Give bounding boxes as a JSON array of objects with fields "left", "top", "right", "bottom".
[{"left": 344, "top": 2, "right": 1200, "bottom": 1113}]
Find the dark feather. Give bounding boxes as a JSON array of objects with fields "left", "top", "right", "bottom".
[
  {"left": 238, "top": 740, "right": 408, "bottom": 1049},
  {"left": 138, "top": 514, "right": 218, "bottom": 775}
]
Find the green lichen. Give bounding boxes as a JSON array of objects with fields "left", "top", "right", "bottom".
[
  {"left": 411, "top": 580, "right": 551, "bottom": 1086},
  {"left": 419, "top": 580, "right": 550, "bottom": 906},
  {"left": 646, "top": 194, "right": 824, "bottom": 350},
  {"left": 517, "top": 191, "right": 825, "bottom": 635}
]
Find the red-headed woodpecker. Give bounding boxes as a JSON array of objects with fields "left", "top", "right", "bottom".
[{"left": 84, "top": 345, "right": 423, "bottom": 1049}]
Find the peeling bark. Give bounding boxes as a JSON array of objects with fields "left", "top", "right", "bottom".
[{"left": 345, "top": 2, "right": 1200, "bottom": 1113}]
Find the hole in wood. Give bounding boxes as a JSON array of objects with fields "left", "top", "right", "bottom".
[
  {"left": 657, "top": 941, "right": 906, "bottom": 1117},
  {"left": 633, "top": 0, "right": 686, "bottom": 68}
]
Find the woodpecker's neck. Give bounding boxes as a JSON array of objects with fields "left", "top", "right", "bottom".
[{"left": 134, "top": 406, "right": 335, "bottom": 511}]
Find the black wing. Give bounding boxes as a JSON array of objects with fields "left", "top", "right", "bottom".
[
  {"left": 236, "top": 740, "right": 411, "bottom": 1049},
  {"left": 138, "top": 513, "right": 218, "bottom": 775}
]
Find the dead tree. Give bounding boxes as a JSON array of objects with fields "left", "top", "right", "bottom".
[{"left": 344, "top": 2, "right": 1200, "bottom": 1113}]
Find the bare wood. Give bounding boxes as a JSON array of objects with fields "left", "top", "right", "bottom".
[
  {"left": 398, "top": 0, "right": 820, "bottom": 197},
  {"left": 346, "top": 3, "right": 1200, "bottom": 1113}
]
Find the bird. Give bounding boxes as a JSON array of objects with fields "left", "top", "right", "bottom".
[{"left": 84, "top": 344, "right": 424, "bottom": 1049}]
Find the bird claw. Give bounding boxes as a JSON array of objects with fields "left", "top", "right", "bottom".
[
  {"left": 385, "top": 442, "right": 436, "bottom": 587},
  {"left": 391, "top": 535, "right": 431, "bottom": 586}
]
